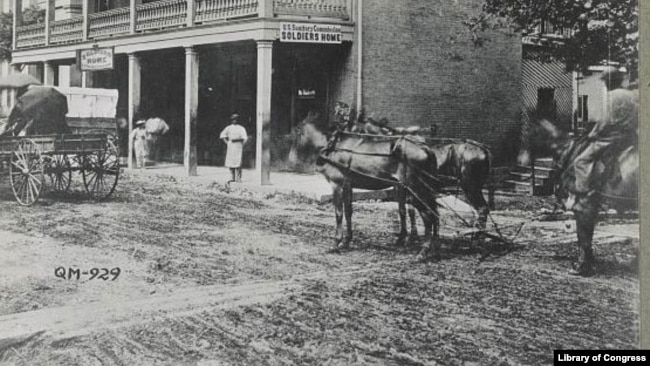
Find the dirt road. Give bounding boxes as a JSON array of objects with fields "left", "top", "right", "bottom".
[{"left": 0, "top": 171, "right": 639, "bottom": 365}]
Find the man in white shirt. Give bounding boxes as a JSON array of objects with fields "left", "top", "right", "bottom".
[{"left": 219, "top": 113, "right": 248, "bottom": 183}]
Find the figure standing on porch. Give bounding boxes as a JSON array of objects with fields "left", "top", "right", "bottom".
[
  {"left": 131, "top": 119, "right": 148, "bottom": 169},
  {"left": 220, "top": 113, "right": 248, "bottom": 183}
]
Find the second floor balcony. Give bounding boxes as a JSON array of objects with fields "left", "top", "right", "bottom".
[{"left": 15, "top": 0, "right": 352, "bottom": 50}]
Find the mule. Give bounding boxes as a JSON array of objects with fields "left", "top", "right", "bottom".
[
  {"left": 534, "top": 119, "right": 638, "bottom": 276},
  {"left": 352, "top": 119, "right": 493, "bottom": 233},
  {"left": 290, "top": 111, "right": 442, "bottom": 259},
  {"left": 409, "top": 138, "right": 493, "bottom": 234}
]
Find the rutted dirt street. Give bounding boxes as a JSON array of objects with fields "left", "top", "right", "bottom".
[{"left": 0, "top": 171, "right": 639, "bottom": 365}]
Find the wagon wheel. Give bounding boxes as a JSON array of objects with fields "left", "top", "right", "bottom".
[
  {"left": 46, "top": 154, "right": 72, "bottom": 193},
  {"left": 9, "top": 139, "right": 44, "bottom": 206},
  {"left": 81, "top": 139, "right": 119, "bottom": 201}
]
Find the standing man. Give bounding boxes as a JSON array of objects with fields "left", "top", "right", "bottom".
[
  {"left": 568, "top": 67, "right": 638, "bottom": 206},
  {"left": 131, "top": 119, "right": 148, "bottom": 169},
  {"left": 220, "top": 113, "right": 248, "bottom": 183}
]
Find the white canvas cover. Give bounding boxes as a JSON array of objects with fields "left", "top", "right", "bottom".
[{"left": 54, "top": 87, "right": 119, "bottom": 119}]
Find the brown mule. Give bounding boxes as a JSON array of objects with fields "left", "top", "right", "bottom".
[
  {"left": 290, "top": 111, "right": 442, "bottom": 259},
  {"left": 535, "top": 119, "right": 638, "bottom": 276}
]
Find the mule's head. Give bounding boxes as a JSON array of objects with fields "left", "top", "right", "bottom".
[
  {"left": 289, "top": 111, "right": 329, "bottom": 165},
  {"left": 527, "top": 118, "right": 572, "bottom": 163}
]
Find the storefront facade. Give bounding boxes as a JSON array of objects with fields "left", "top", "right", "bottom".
[{"left": 11, "top": 0, "right": 523, "bottom": 184}]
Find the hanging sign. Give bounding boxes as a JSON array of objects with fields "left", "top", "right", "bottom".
[
  {"left": 77, "top": 47, "right": 115, "bottom": 71},
  {"left": 280, "top": 23, "right": 342, "bottom": 44},
  {"left": 298, "top": 88, "right": 316, "bottom": 99}
]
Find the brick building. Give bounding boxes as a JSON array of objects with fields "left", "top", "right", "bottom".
[{"left": 10, "top": 0, "right": 522, "bottom": 185}]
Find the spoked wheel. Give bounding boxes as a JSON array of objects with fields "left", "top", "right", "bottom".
[
  {"left": 9, "top": 139, "right": 44, "bottom": 206},
  {"left": 81, "top": 139, "right": 119, "bottom": 200},
  {"left": 46, "top": 154, "right": 72, "bottom": 193}
]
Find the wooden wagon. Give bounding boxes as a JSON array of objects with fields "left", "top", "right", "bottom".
[{"left": 0, "top": 87, "right": 120, "bottom": 206}]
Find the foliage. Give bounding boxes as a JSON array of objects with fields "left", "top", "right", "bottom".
[
  {"left": 0, "top": 5, "right": 46, "bottom": 62},
  {"left": 466, "top": 0, "right": 638, "bottom": 78}
]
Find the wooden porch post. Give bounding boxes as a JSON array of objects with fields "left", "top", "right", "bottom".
[
  {"left": 12, "top": 0, "right": 22, "bottom": 50},
  {"left": 260, "top": 0, "right": 274, "bottom": 17},
  {"left": 43, "top": 61, "right": 55, "bottom": 86},
  {"left": 186, "top": 0, "right": 196, "bottom": 27},
  {"left": 255, "top": 40, "right": 273, "bottom": 185},
  {"left": 81, "top": 71, "right": 94, "bottom": 88},
  {"left": 9, "top": 63, "right": 21, "bottom": 108},
  {"left": 128, "top": 52, "right": 141, "bottom": 170},
  {"left": 82, "top": 0, "right": 96, "bottom": 41},
  {"left": 44, "top": 0, "right": 55, "bottom": 45},
  {"left": 130, "top": 0, "right": 137, "bottom": 34},
  {"left": 184, "top": 46, "right": 199, "bottom": 176}
]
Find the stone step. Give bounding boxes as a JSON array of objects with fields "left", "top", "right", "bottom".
[
  {"left": 505, "top": 180, "right": 554, "bottom": 196},
  {"left": 534, "top": 157, "right": 555, "bottom": 168},
  {"left": 511, "top": 168, "right": 555, "bottom": 180}
]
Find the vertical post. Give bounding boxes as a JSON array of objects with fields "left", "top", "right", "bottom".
[
  {"left": 255, "top": 40, "right": 273, "bottom": 185},
  {"left": 289, "top": 57, "right": 296, "bottom": 128},
  {"left": 184, "top": 46, "right": 199, "bottom": 176},
  {"left": 260, "top": 0, "right": 274, "bottom": 17},
  {"left": 44, "top": 0, "right": 55, "bottom": 45},
  {"left": 81, "top": 71, "right": 94, "bottom": 88},
  {"left": 356, "top": 0, "right": 362, "bottom": 111},
  {"left": 82, "top": 0, "right": 95, "bottom": 41},
  {"left": 43, "top": 61, "right": 55, "bottom": 86},
  {"left": 128, "top": 53, "right": 141, "bottom": 169},
  {"left": 8, "top": 63, "right": 21, "bottom": 110},
  {"left": 130, "top": 0, "right": 137, "bottom": 34},
  {"left": 572, "top": 70, "right": 579, "bottom": 132},
  {"left": 12, "top": 0, "right": 22, "bottom": 50},
  {"left": 186, "top": 0, "right": 195, "bottom": 27}
]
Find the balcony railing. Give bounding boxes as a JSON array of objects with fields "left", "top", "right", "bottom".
[
  {"left": 195, "top": 0, "right": 259, "bottom": 23},
  {"left": 136, "top": 0, "right": 187, "bottom": 31},
  {"left": 50, "top": 17, "right": 84, "bottom": 44},
  {"left": 14, "top": 0, "right": 350, "bottom": 49},
  {"left": 15, "top": 23, "right": 46, "bottom": 48},
  {"left": 89, "top": 7, "right": 130, "bottom": 39},
  {"left": 274, "top": 0, "right": 348, "bottom": 19}
]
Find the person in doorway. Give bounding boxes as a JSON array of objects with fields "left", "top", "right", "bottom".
[
  {"left": 567, "top": 67, "right": 638, "bottom": 208},
  {"left": 131, "top": 119, "right": 148, "bottom": 169},
  {"left": 220, "top": 113, "right": 248, "bottom": 183}
]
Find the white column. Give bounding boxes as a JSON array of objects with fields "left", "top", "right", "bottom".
[
  {"left": 130, "top": 0, "right": 137, "bottom": 34},
  {"left": 44, "top": 0, "right": 55, "bottom": 45},
  {"left": 186, "top": 0, "right": 195, "bottom": 27},
  {"left": 81, "top": 71, "right": 94, "bottom": 88},
  {"left": 128, "top": 53, "right": 141, "bottom": 170},
  {"left": 9, "top": 64, "right": 21, "bottom": 108},
  {"left": 255, "top": 40, "right": 273, "bottom": 185},
  {"left": 12, "top": 0, "right": 22, "bottom": 50},
  {"left": 572, "top": 71, "right": 579, "bottom": 131},
  {"left": 356, "top": 0, "right": 363, "bottom": 111},
  {"left": 184, "top": 46, "right": 199, "bottom": 176},
  {"left": 82, "top": 0, "right": 95, "bottom": 41},
  {"left": 260, "top": 0, "right": 273, "bottom": 17},
  {"left": 43, "top": 61, "right": 55, "bottom": 86}
]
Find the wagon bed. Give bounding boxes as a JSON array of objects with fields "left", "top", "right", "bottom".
[{"left": 0, "top": 133, "right": 119, "bottom": 205}]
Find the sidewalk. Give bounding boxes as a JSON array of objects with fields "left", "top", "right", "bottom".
[{"left": 128, "top": 163, "right": 392, "bottom": 203}]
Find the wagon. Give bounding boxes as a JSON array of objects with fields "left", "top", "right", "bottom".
[{"left": 0, "top": 86, "right": 120, "bottom": 206}]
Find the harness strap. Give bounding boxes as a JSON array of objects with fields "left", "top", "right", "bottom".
[{"left": 318, "top": 152, "right": 441, "bottom": 220}]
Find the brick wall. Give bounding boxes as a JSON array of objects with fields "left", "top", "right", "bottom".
[{"left": 344, "top": 0, "right": 522, "bottom": 164}]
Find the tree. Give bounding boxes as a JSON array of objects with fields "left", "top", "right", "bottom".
[
  {"left": 0, "top": 5, "right": 46, "bottom": 62},
  {"left": 466, "top": 0, "right": 638, "bottom": 78}
]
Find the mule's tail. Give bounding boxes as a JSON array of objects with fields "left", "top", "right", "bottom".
[
  {"left": 482, "top": 144, "right": 495, "bottom": 211},
  {"left": 487, "top": 179, "right": 496, "bottom": 211}
]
